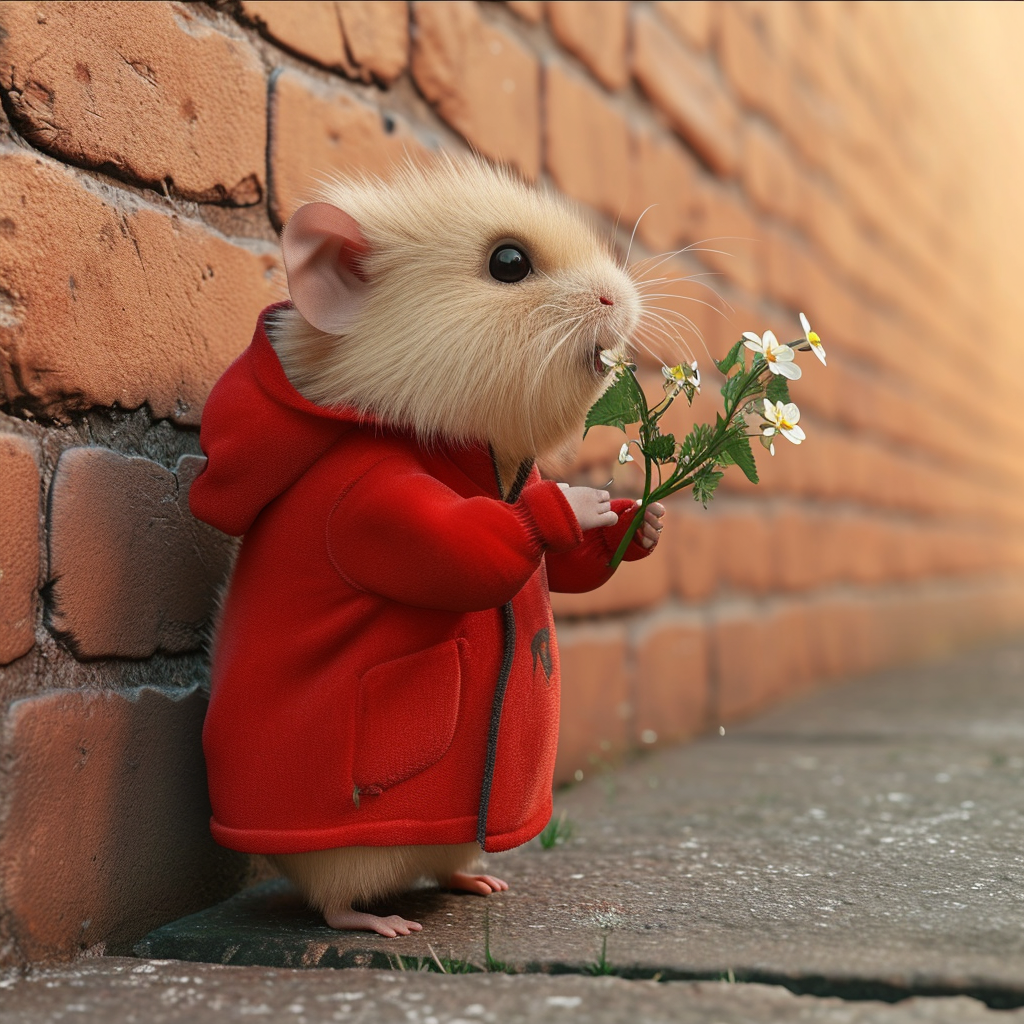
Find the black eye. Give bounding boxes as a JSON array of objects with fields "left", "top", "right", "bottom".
[{"left": 489, "top": 244, "right": 531, "bottom": 283}]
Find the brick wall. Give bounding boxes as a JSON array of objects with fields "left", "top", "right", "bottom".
[{"left": 1, "top": 0, "right": 1022, "bottom": 964}]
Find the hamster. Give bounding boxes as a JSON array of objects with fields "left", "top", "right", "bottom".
[{"left": 193, "top": 155, "right": 665, "bottom": 938}]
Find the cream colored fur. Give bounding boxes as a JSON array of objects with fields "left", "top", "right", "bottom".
[
  {"left": 270, "top": 842, "right": 480, "bottom": 914},
  {"left": 268, "top": 155, "right": 642, "bottom": 484}
]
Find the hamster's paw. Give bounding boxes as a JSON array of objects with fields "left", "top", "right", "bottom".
[
  {"left": 447, "top": 871, "right": 510, "bottom": 896},
  {"left": 324, "top": 909, "right": 422, "bottom": 937}
]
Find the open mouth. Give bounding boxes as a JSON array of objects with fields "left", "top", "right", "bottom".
[{"left": 594, "top": 345, "right": 607, "bottom": 375}]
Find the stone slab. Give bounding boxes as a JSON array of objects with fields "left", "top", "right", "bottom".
[
  {"left": 0, "top": 958, "right": 1017, "bottom": 1024},
  {"left": 132, "top": 638, "right": 1024, "bottom": 1007}
]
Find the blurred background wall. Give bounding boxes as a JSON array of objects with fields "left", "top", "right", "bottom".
[{"left": 1, "top": 0, "right": 1022, "bottom": 965}]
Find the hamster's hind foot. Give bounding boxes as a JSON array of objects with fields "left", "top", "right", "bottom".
[
  {"left": 323, "top": 906, "right": 423, "bottom": 937},
  {"left": 446, "top": 871, "right": 509, "bottom": 896}
]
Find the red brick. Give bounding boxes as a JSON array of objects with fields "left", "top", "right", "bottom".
[
  {"left": 47, "top": 448, "right": 235, "bottom": 659},
  {"left": 0, "top": 687, "right": 247, "bottom": 964},
  {"left": 506, "top": 1, "right": 543, "bottom": 23},
  {"left": 772, "top": 600, "right": 817, "bottom": 693},
  {"left": 411, "top": 2, "right": 540, "bottom": 179},
  {"left": 803, "top": 597, "right": 863, "bottom": 681},
  {"left": 772, "top": 506, "right": 834, "bottom": 592},
  {"left": 550, "top": 536, "right": 671, "bottom": 617},
  {"left": 239, "top": 1, "right": 347, "bottom": 69},
  {"left": 761, "top": 224, "right": 808, "bottom": 313},
  {"left": 715, "top": 508, "right": 774, "bottom": 595},
  {"left": 0, "top": 149, "right": 279, "bottom": 425},
  {"left": 547, "top": 1, "right": 629, "bottom": 92},
  {"left": 712, "top": 606, "right": 781, "bottom": 722},
  {"left": 544, "top": 63, "right": 633, "bottom": 221},
  {"left": 0, "top": 2, "right": 265, "bottom": 205},
  {"left": 632, "top": 8, "right": 740, "bottom": 177},
  {"left": 741, "top": 119, "right": 802, "bottom": 223},
  {"left": 686, "top": 181, "right": 763, "bottom": 294},
  {"left": 553, "top": 623, "right": 630, "bottom": 784},
  {"left": 654, "top": 0, "right": 716, "bottom": 51},
  {"left": 337, "top": 1, "right": 409, "bottom": 84},
  {"left": 664, "top": 502, "right": 718, "bottom": 601},
  {"left": 0, "top": 431, "right": 40, "bottom": 666},
  {"left": 631, "top": 128, "right": 701, "bottom": 254},
  {"left": 268, "top": 68, "right": 427, "bottom": 228},
  {"left": 717, "top": 2, "right": 781, "bottom": 118},
  {"left": 631, "top": 611, "right": 710, "bottom": 745}
]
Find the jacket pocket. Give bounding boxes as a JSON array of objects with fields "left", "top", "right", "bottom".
[{"left": 352, "top": 638, "right": 465, "bottom": 792}]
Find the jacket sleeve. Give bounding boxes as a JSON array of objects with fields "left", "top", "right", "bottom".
[
  {"left": 326, "top": 457, "right": 583, "bottom": 611},
  {"left": 545, "top": 499, "right": 652, "bottom": 594}
]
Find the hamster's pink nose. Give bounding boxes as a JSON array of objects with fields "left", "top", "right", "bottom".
[{"left": 599, "top": 295, "right": 614, "bottom": 306}]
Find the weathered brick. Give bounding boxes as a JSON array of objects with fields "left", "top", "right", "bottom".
[
  {"left": 550, "top": 535, "right": 671, "bottom": 617},
  {"left": 632, "top": 8, "right": 740, "bottom": 177},
  {"left": 337, "top": 1, "right": 409, "bottom": 84},
  {"left": 772, "top": 506, "right": 838, "bottom": 592},
  {"left": 631, "top": 128, "right": 701, "bottom": 253},
  {"left": 0, "top": 148, "right": 279, "bottom": 425},
  {"left": 553, "top": 623, "right": 630, "bottom": 784},
  {"left": 47, "top": 448, "right": 235, "bottom": 659},
  {"left": 0, "top": 687, "right": 247, "bottom": 964},
  {"left": 239, "top": 1, "right": 347, "bottom": 69},
  {"left": 268, "top": 68, "right": 427, "bottom": 229},
  {"left": 506, "top": 1, "right": 543, "bottom": 23},
  {"left": 631, "top": 611, "right": 709, "bottom": 745},
  {"left": 741, "top": 119, "right": 802, "bottom": 223},
  {"left": 772, "top": 601, "right": 817, "bottom": 693},
  {"left": 544, "top": 63, "right": 632, "bottom": 221},
  {"left": 411, "top": 2, "right": 540, "bottom": 179},
  {"left": 715, "top": 508, "right": 774, "bottom": 595},
  {"left": 547, "top": 1, "right": 629, "bottom": 92},
  {"left": 0, "top": 2, "right": 265, "bottom": 205},
  {"left": 686, "top": 181, "right": 763, "bottom": 293},
  {"left": 665, "top": 503, "right": 718, "bottom": 602},
  {"left": 712, "top": 606, "right": 781, "bottom": 722},
  {"left": 0, "top": 432, "right": 40, "bottom": 666},
  {"left": 654, "top": 0, "right": 716, "bottom": 51},
  {"left": 717, "top": 2, "right": 780, "bottom": 118}
]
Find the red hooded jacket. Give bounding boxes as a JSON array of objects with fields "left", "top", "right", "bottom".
[{"left": 189, "top": 304, "right": 650, "bottom": 855}]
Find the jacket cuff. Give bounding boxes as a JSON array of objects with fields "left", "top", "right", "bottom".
[
  {"left": 605, "top": 499, "right": 654, "bottom": 563},
  {"left": 517, "top": 480, "right": 583, "bottom": 554}
]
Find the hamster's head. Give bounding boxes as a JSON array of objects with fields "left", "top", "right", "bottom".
[{"left": 273, "top": 155, "right": 642, "bottom": 464}]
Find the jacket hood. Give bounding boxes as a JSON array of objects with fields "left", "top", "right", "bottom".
[{"left": 190, "top": 303, "right": 368, "bottom": 536}]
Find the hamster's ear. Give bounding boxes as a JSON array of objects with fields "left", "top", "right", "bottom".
[{"left": 281, "top": 203, "right": 371, "bottom": 335}]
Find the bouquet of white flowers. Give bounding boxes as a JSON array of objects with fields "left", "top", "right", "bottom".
[{"left": 587, "top": 313, "right": 826, "bottom": 570}]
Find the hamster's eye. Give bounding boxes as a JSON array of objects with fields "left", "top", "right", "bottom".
[{"left": 489, "top": 245, "right": 532, "bottom": 283}]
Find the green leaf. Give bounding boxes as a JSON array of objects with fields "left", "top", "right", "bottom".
[
  {"left": 714, "top": 338, "right": 745, "bottom": 375},
  {"left": 765, "top": 374, "right": 791, "bottom": 406},
  {"left": 691, "top": 464, "right": 724, "bottom": 507},
  {"left": 584, "top": 367, "right": 646, "bottom": 437},
  {"left": 678, "top": 423, "right": 714, "bottom": 467},
  {"left": 722, "top": 431, "right": 759, "bottom": 484},
  {"left": 720, "top": 369, "right": 750, "bottom": 409},
  {"left": 646, "top": 432, "right": 676, "bottom": 463}
]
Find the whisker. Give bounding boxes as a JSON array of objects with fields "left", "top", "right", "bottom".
[{"left": 623, "top": 205, "right": 659, "bottom": 269}]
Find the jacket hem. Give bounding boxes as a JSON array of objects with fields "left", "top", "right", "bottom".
[
  {"left": 211, "top": 799, "right": 552, "bottom": 855},
  {"left": 211, "top": 813, "right": 477, "bottom": 854},
  {"left": 481, "top": 795, "right": 554, "bottom": 853}
]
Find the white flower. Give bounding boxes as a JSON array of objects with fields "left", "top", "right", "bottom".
[
  {"left": 799, "top": 312, "right": 826, "bottom": 366},
  {"left": 742, "top": 330, "right": 802, "bottom": 381},
  {"left": 762, "top": 398, "right": 805, "bottom": 445},
  {"left": 600, "top": 349, "right": 635, "bottom": 372},
  {"left": 662, "top": 360, "right": 700, "bottom": 393},
  {"left": 618, "top": 442, "right": 634, "bottom": 464}
]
